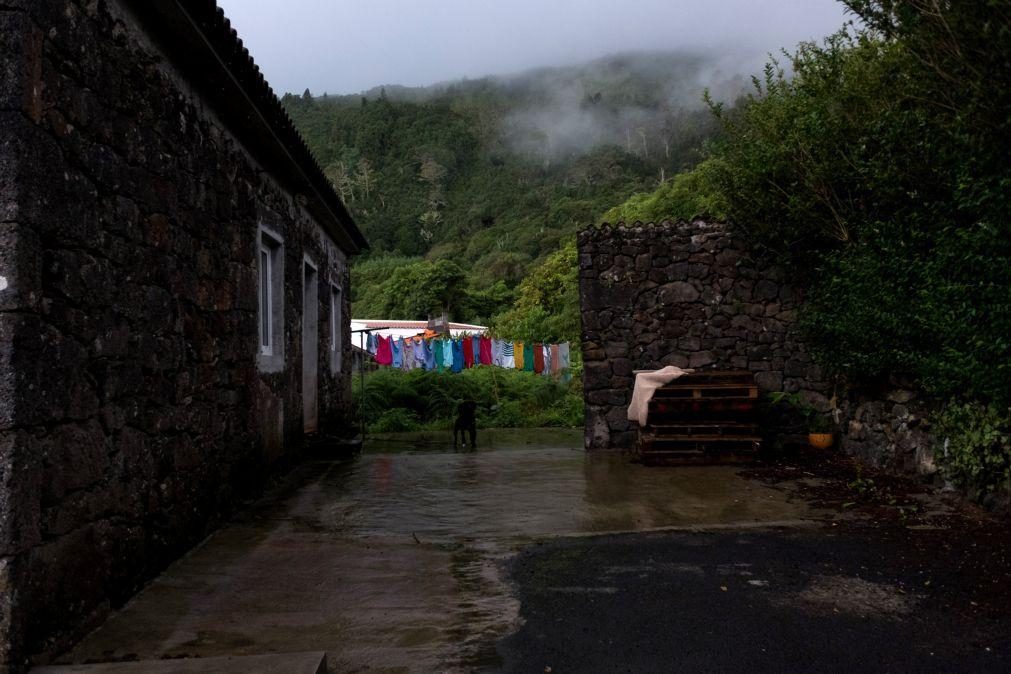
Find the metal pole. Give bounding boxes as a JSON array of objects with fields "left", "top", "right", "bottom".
[
  {"left": 350, "top": 326, "right": 391, "bottom": 444},
  {"left": 359, "top": 331, "right": 366, "bottom": 441}
]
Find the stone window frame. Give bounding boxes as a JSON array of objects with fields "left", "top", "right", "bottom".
[
  {"left": 329, "top": 283, "right": 343, "bottom": 375},
  {"left": 257, "top": 225, "right": 285, "bottom": 373}
]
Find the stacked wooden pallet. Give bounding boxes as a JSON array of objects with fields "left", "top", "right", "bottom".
[{"left": 638, "top": 370, "right": 761, "bottom": 465}]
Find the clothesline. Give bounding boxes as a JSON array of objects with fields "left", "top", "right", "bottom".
[{"left": 366, "top": 333, "right": 572, "bottom": 376}]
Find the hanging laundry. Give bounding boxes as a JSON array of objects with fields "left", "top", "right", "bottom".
[
  {"left": 501, "top": 341, "right": 515, "bottom": 369},
  {"left": 424, "top": 339, "right": 436, "bottom": 370},
  {"left": 550, "top": 343, "right": 561, "bottom": 375},
  {"left": 413, "top": 338, "right": 426, "bottom": 370},
  {"left": 479, "top": 336, "right": 493, "bottom": 366},
  {"left": 533, "top": 343, "right": 545, "bottom": 374},
  {"left": 451, "top": 338, "right": 464, "bottom": 373},
  {"left": 558, "top": 342, "right": 570, "bottom": 369},
  {"left": 391, "top": 337, "right": 403, "bottom": 368},
  {"left": 401, "top": 338, "right": 414, "bottom": 370},
  {"left": 367, "top": 333, "right": 379, "bottom": 355},
  {"left": 541, "top": 344, "right": 552, "bottom": 376},
  {"left": 559, "top": 341, "right": 571, "bottom": 382},
  {"left": 375, "top": 335, "right": 392, "bottom": 366},
  {"left": 434, "top": 339, "right": 445, "bottom": 372},
  {"left": 523, "top": 342, "right": 535, "bottom": 372},
  {"left": 491, "top": 338, "right": 504, "bottom": 367},
  {"left": 514, "top": 341, "right": 525, "bottom": 370},
  {"left": 463, "top": 335, "right": 475, "bottom": 368}
]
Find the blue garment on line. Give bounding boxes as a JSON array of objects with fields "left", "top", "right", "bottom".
[
  {"left": 412, "top": 339, "right": 425, "bottom": 369},
  {"left": 423, "top": 340, "right": 435, "bottom": 370},
  {"left": 451, "top": 339, "right": 464, "bottom": 373},
  {"left": 391, "top": 338, "right": 403, "bottom": 368}
]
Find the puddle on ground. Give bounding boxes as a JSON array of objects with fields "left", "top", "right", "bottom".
[{"left": 60, "top": 428, "right": 814, "bottom": 672}]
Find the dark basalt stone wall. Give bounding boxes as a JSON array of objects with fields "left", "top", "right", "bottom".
[
  {"left": 578, "top": 220, "right": 939, "bottom": 478},
  {"left": 578, "top": 220, "right": 829, "bottom": 449},
  {"left": 0, "top": 1, "right": 354, "bottom": 668}
]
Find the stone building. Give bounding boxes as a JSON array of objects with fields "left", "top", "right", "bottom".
[{"left": 0, "top": 0, "right": 367, "bottom": 668}]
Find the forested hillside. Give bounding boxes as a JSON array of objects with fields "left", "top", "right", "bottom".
[{"left": 283, "top": 52, "right": 745, "bottom": 339}]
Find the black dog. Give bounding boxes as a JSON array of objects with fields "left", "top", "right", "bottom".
[{"left": 453, "top": 400, "right": 478, "bottom": 448}]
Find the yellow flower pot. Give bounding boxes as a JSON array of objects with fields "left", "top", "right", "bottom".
[{"left": 808, "top": 433, "right": 834, "bottom": 449}]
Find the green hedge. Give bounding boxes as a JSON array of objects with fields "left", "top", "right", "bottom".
[{"left": 354, "top": 366, "right": 583, "bottom": 433}]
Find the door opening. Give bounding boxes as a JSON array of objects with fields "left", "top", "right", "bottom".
[{"left": 302, "top": 260, "right": 319, "bottom": 433}]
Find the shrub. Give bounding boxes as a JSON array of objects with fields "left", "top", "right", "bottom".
[
  {"left": 372, "top": 408, "right": 422, "bottom": 433},
  {"left": 933, "top": 403, "right": 1011, "bottom": 498},
  {"left": 353, "top": 366, "right": 583, "bottom": 433}
]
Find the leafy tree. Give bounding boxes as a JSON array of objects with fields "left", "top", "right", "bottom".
[
  {"left": 603, "top": 158, "right": 729, "bottom": 223},
  {"left": 491, "top": 240, "right": 580, "bottom": 343}
]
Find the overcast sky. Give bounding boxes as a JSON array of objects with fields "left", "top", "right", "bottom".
[{"left": 216, "top": 0, "right": 851, "bottom": 95}]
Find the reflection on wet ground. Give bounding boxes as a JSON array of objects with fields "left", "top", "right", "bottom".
[{"left": 60, "top": 429, "right": 815, "bottom": 672}]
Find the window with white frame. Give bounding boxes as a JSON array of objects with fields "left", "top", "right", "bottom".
[
  {"left": 330, "top": 285, "right": 343, "bottom": 372},
  {"left": 257, "top": 228, "right": 284, "bottom": 367}
]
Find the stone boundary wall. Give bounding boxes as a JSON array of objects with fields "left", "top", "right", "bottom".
[
  {"left": 578, "top": 220, "right": 829, "bottom": 449},
  {"left": 0, "top": 1, "right": 354, "bottom": 667},
  {"left": 578, "top": 220, "right": 940, "bottom": 477}
]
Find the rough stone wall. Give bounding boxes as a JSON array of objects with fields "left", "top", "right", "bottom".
[
  {"left": 579, "top": 221, "right": 827, "bottom": 449},
  {"left": 0, "top": 1, "right": 353, "bottom": 668},
  {"left": 837, "top": 386, "right": 939, "bottom": 478},
  {"left": 578, "top": 220, "right": 939, "bottom": 476}
]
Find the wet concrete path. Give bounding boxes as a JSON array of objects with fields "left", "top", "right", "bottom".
[{"left": 57, "top": 429, "right": 817, "bottom": 671}]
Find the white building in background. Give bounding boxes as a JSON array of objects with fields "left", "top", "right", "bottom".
[{"left": 350, "top": 320, "right": 488, "bottom": 352}]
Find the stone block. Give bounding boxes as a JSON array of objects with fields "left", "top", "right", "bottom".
[
  {"left": 687, "top": 263, "right": 709, "bottom": 278},
  {"left": 678, "top": 337, "right": 701, "bottom": 351},
  {"left": 783, "top": 359, "right": 808, "bottom": 378},
  {"left": 658, "top": 281, "right": 700, "bottom": 305},
  {"left": 688, "top": 351, "right": 715, "bottom": 368},
  {"left": 611, "top": 358, "right": 634, "bottom": 377},
  {"left": 659, "top": 353, "right": 688, "bottom": 369},
  {"left": 583, "top": 362, "right": 612, "bottom": 390},
  {"left": 755, "top": 370, "right": 784, "bottom": 391},
  {"left": 754, "top": 279, "right": 779, "bottom": 301},
  {"left": 587, "top": 390, "right": 628, "bottom": 407},
  {"left": 605, "top": 406, "right": 630, "bottom": 432}
]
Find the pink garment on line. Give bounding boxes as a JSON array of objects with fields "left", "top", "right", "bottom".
[
  {"left": 479, "top": 336, "right": 493, "bottom": 365},
  {"left": 375, "top": 335, "right": 393, "bottom": 366}
]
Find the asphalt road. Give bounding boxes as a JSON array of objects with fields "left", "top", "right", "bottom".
[{"left": 497, "top": 527, "right": 1011, "bottom": 673}]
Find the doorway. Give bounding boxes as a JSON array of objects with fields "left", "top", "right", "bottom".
[{"left": 302, "top": 259, "right": 319, "bottom": 433}]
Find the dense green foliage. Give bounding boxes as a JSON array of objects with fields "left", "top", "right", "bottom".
[
  {"left": 284, "top": 53, "right": 740, "bottom": 338},
  {"left": 491, "top": 241, "right": 580, "bottom": 344},
  {"left": 602, "top": 158, "right": 728, "bottom": 223},
  {"left": 354, "top": 367, "right": 583, "bottom": 433},
  {"left": 934, "top": 403, "right": 1011, "bottom": 498}
]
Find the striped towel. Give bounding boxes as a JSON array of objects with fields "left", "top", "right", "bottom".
[{"left": 501, "top": 341, "right": 515, "bottom": 369}]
